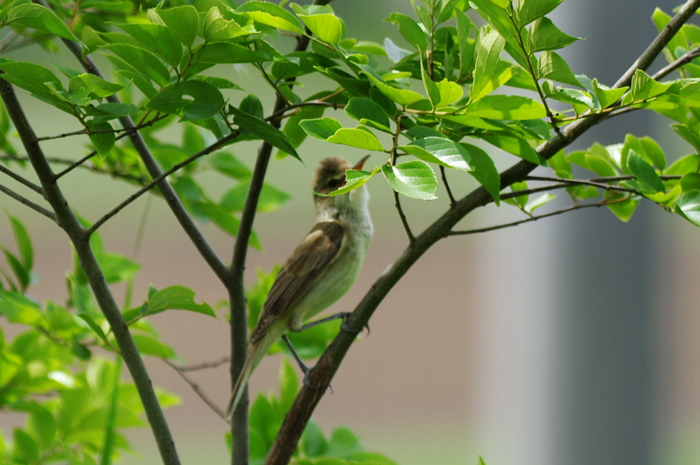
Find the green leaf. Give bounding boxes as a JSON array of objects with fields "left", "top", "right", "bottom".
[
  {"left": 147, "top": 81, "right": 224, "bottom": 120},
  {"left": 96, "top": 252, "right": 140, "bottom": 284},
  {"left": 299, "top": 117, "right": 342, "bottom": 140},
  {"left": 210, "top": 152, "right": 252, "bottom": 179},
  {"left": 132, "top": 334, "right": 176, "bottom": 359},
  {"left": 435, "top": 79, "right": 464, "bottom": 107},
  {"left": 75, "top": 313, "right": 110, "bottom": 346},
  {"left": 627, "top": 70, "right": 673, "bottom": 102},
  {"left": 479, "top": 133, "right": 544, "bottom": 165},
  {"left": 279, "top": 359, "right": 298, "bottom": 413},
  {"left": 6, "top": 3, "right": 76, "bottom": 41},
  {"left": 471, "top": 29, "right": 511, "bottom": 102},
  {"left": 401, "top": 137, "right": 472, "bottom": 170},
  {"left": 193, "top": 42, "right": 268, "bottom": 65},
  {"left": 681, "top": 173, "right": 700, "bottom": 193},
  {"left": 665, "top": 154, "right": 699, "bottom": 175},
  {"left": 156, "top": 5, "right": 199, "bottom": 48},
  {"left": 327, "top": 167, "right": 379, "bottom": 197},
  {"left": 104, "top": 44, "right": 171, "bottom": 88},
  {"left": 0, "top": 290, "right": 43, "bottom": 325},
  {"left": 590, "top": 79, "right": 628, "bottom": 109},
  {"left": 296, "top": 11, "right": 344, "bottom": 44},
  {"left": 8, "top": 215, "right": 32, "bottom": 270},
  {"left": 356, "top": 64, "right": 424, "bottom": 105},
  {"left": 301, "top": 420, "right": 328, "bottom": 458},
  {"left": 672, "top": 124, "right": 700, "bottom": 152},
  {"left": 455, "top": 9, "right": 475, "bottom": 80},
  {"left": 382, "top": 161, "right": 438, "bottom": 200},
  {"left": 524, "top": 193, "right": 556, "bottom": 214},
  {"left": 148, "top": 286, "right": 216, "bottom": 317},
  {"left": 528, "top": 17, "right": 579, "bottom": 53},
  {"left": 386, "top": 12, "right": 428, "bottom": 51},
  {"left": 327, "top": 427, "right": 363, "bottom": 458},
  {"left": 345, "top": 98, "right": 391, "bottom": 132},
  {"left": 462, "top": 143, "right": 501, "bottom": 204},
  {"left": 237, "top": 1, "right": 305, "bottom": 34},
  {"left": 204, "top": 6, "right": 257, "bottom": 42},
  {"left": 89, "top": 122, "right": 115, "bottom": 155},
  {"left": 675, "top": 190, "right": 700, "bottom": 226},
  {"left": 0, "top": 60, "right": 70, "bottom": 111},
  {"left": 537, "top": 51, "right": 581, "bottom": 87},
  {"left": 517, "top": 0, "right": 564, "bottom": 26},
  {"left": 27, "top": 404, "right": 57, "bottom": 450},
  {"left": 2, "top": 248, "right": 28, "bottom": 290},
  {"left": 229, "top": 106, "right": 300, "bottom": 160},
  {"left": 278, "top": 105, "right": 326, "bottom": 157},
  {"left": 327, "top": 127, "right": 385, "bottom": 151},
  {"left": 117, "top": 23, "right": 183, "bottom": 68},
  {"left": 465, "top": 94, "right": 547, "bottom": 120},
  {"left": 12, "top": 428, "right": 39, "bottom": 463},
  {"left": 628, "top": 150, "right": 665, "bottom": 193},
  {"left": 639, "top": 136, "right": 666, "bottom": 171},
  {"left": 221, "top": 181, "right": 290, "bottom": 211}
]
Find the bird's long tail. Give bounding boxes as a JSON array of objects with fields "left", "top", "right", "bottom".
[{"left": 225, "top": 333, "right": 274, "bottom": 423}]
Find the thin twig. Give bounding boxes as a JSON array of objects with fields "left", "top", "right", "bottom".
[
  {"left": 86, "top": 131, "right": 239, "bottom": 236},
  {"left": 54, "top": 151, "right": 99, "bottom": 180},
  {"left": 390, "top": 115, "right": 415, "bottom": 245},
  {"left": 524, "top": 175, "right": 640, "bottom": 194},
  {"left": 163, "top": 359, "right": 226, "bottom": 421},
  {"left": 440, "top": 166, "right": 456, "bottom": 208},
  {"left": 180, "top": 357, "right": 231, "bottom": 371},
  {"left": 448, "top": 199, "right": 627, "bottom": 236},
  {"left": 0, "top": 164, "right": 43, "bottom": 194},
  {"left": 653, "top": 45, "right": 700, "bottom": 80},
  {"left": 0, "top": 182, "right": 56, "bottom": 221}
]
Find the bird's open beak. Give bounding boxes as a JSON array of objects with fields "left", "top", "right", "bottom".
[{"left": 353, "top": 155, "right": 371, "bottom": 171}]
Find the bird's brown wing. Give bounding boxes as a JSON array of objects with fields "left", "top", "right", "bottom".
[{"left": 249, "top": 221, "right": 345, "bottom": 344}]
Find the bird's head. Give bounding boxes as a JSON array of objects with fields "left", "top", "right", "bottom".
[{"left": 312, "top": 155, "right": 370, "bottom": 217}]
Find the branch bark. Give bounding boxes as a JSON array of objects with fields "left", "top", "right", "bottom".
[{"left": 264, "top": 0, "right": 700, "bottom": 462}]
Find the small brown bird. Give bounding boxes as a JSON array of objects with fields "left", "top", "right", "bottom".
[{"left": 226, "top": 155, "right": 373, "bottom": 422}]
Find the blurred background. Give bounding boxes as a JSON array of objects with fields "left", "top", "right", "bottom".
[{"left": 1, "top": 1, "right": 700, "bottom": 464}]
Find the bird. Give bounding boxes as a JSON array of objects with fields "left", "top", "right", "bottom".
[{"left": 225, "top": 155, "right": 373, "bottom": 423}]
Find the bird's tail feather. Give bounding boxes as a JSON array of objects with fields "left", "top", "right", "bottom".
[{"left": 225, "top": 335, "right": 273, "bottom": 423}]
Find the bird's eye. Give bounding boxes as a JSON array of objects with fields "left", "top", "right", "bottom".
[{"left": 327, "top": 176, "right": 345, "bottom": 189}]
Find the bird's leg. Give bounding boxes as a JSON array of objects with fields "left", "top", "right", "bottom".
[
  {"left": 282, "top": 334, "right": 335, "bottom": 393},
  {"left": 290, "top": 312, "right": 370, "bottom": 335},
  {"left": 282, "top": 334, "right": 312, "bottom": 384}
]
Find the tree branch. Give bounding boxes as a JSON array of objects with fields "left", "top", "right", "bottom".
[
  {"left": 58, "top": 39, "right": 230, "bottom": 286},
  {"left": 263, "top": 1, "right": 700, "bottom": 462},
  {"left": 86, "top": 131, "right": 239, "bottom": 236},
  {"left": 653, "top": 44, "right": 700, "bottom": 80},
  {"left": 0, "top": 77, "right": 180, "bottom": 465},
  {"left": 0, "top": 182, "right": 55, "bottom": 221},
  {"left": 448, "top": 199, "right": 627, "bottom": 236},
  {"left": 227, "top": 3, "right": 334, "bottom": 463},
  {"left": 0, "top": 163, "right": 43, "bottom": 194},
  {"left": 163, "top": 359, "right": 226, "bottom": 421}
]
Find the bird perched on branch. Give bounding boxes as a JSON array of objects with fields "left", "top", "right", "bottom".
[{"left": 226, "top": 155, "right": 373, "bottom": 422}]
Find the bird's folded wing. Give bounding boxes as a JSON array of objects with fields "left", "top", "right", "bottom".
[{"left": 249, "top": 221, "right": 345, "bottom": 344}]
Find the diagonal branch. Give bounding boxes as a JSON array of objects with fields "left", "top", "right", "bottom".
[
  {"left": 0, "top": 182, "right": 55, "bottom": 221},
  {"left": 59, "top": 40, "right": 230, "bottom": 286},
  {"left": 263, "top": 1, "right": 700, "bottom": 462},
  {"left": 86, "top": 131, "right": 239, "bottom": 236},
  {"left": 0, "top": 164, "right": 43, "bottom": 194},
  {"left": 163, "top": 359, "right": 226, "bottom": 421},
  {"left": 448, "top": 198, "right": 628, "bottom": 236},
  {"left": 0, "top": 77, "right": 180, "bottom": 465}
]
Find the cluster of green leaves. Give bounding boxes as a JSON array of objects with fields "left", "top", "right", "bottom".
[
  {"left": 0, "top": 216, "right": 185, "bottom": 464},
  {"left": 0, "top": 0, "right": 291, "bottom": 247},
  {"left": 228, "top": 360, "right": 395, "bottom": 465}
]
